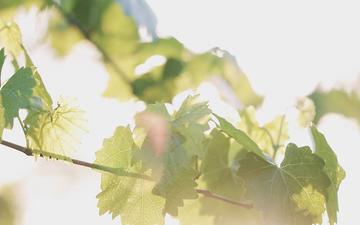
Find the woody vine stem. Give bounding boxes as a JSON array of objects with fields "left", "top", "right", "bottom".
[{"left": 0, "top": 139, "right": 253, "bottom": 209}]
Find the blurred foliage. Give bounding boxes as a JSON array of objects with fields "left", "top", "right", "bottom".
[
  {"left": 309, "top": 88, "right": 360, "bottom": 125},
  {"left": 0, "top": 186, "right": 17, "bottom": 225},
  {"left": 0, "top": 1, "right": 348, "bottom": 225},
  {"left": 0, "top": 0, "right": 262, "bottom": 107}
]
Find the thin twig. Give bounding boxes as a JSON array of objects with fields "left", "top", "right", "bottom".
[
  {"left": 0, "top": 140, "right": 253, "bottom": 209},
  {"left": 50, "top": 1, "right": 131, "bottom": 85},
  {"left": 196, "top": 189, "right": 253, "bottom": 209},
  {"left": 0, "top": 140, "right": 151, "bottom": 180},
  {"left": 273, "top": 115, "right": 286, "bottom": 160}
]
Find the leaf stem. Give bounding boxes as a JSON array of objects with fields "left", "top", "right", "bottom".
[
  {"left": 17, "top": 116, "right": 29, "bottom": 148},
  {"left": 0, "top": 140, "right": 253, "bottom": 209},
  {"left": 272, "top": 115, "right": 285, "bottom": 160}
]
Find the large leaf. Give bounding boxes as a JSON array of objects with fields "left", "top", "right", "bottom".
[
  {"left": 311, "top": 126, "right": 345, "bottom": 225},
  {"left": 238, "top": 144, "right": 331, "bottom": 225},
  {"left": 201, "top": 129, "right": 245, "bottom": 199},
  {"left": 96, "top": 126, "right": 165, "bottom": 225},
  {"left": 197, "top": 129, "right": 264, "bottom": 225},
  {"left": 0, "top": 67, "right": 36, "bottom": 128}
]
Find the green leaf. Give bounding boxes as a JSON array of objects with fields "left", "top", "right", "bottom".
[
  {"left": 214, "top": 114, "right": 265, "bottom": 159},
  {"left": 198, "top": 129, "right": 264, "bottom": 225},
  {"left": 24, "top": 47, "right": 53, "bottom": 110},
  {"left": 201, "top": 129, "right": 245, "bottom": 199},
  {"left": 0, "top": 21, "right": 22, "bottom": 57},
  {"left": 238, "top": 107, "right": 289, "bottom": 158},
  {"left": 150, "top": 132, "right": 198, "bottom": 216},
  {"left": 25, "top": 100, "right": 85, "bottom": 156},
  {"left": 238, "top": 144, "right": 331, "bottom": 225},
  {"left": 0, "top": 48, "right": 5, "bottom": 79},
  {"left": 311, "top": 126, "right": 345, "bottom": 225},
  {"left": 309, "top": 88, "right": 360, "bottom": 125},
  {"left": 151, "top": 154, "right": 199, "bottom": 214},
  {"left": 134, "top": 97, "right": 211, "bottom": 216},
  {"left": 96, "top": 126, "right": 165, "bottom": 225},
  {"left": 173, "top": 95, "right": 210, "bottom": 158},
  {"left": 0, "top": 67, "right": 36, "bottom": 128}
]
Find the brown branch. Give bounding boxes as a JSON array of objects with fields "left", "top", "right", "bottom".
[
  {"left": 1, "top": 140, "right": 253, "bottom": 209},
  {"left": 50, "top": 1, "right": 131, "bottom": 85},
  {"left": 196, "top": 189, "right": 253, "bottom": 209}
]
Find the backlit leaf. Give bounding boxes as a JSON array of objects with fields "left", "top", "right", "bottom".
[
  {"left": 238, "top": 144, "right": 331, "bottom": 225},
  {"left": 96, "top": 126, "right": 165, "bottom": 225},
  {"left": 0, "top": 67, "right": 36, "bottom": 128},
  {"left": 311, "top": 126, "right": 345, "bottom": 225}
]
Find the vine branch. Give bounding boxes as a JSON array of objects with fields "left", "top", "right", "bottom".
[
  {"left": 0, "top": 139, "right": 253, "bottom": 209},
  {"left": 50, "top": 0, "right": 131, "bottom": 85}
]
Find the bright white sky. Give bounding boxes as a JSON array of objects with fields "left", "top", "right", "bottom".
[{"left": 0, "top": 1, "right": 358, "bottom": 224}]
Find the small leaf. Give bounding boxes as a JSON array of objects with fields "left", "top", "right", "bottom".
[
  {"left": 96, "top": 126, "right": 165, "bottom": 225},
  {"left": 309, "top": 88, "right": 360, "bottom": 125},
  {"left": 296, "top": 97, "right": 316, "bottom": 127},
  {"left": 214, "top": 114, "right": 265, "bottom": 159},
  {"left": 0, "top": 67, "right": 36, "bottom": 128},
  {"left": 0, "top": 21, "right": 22, "bottom": 57}
]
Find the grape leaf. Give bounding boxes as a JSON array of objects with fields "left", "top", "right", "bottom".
[
  {"left": 0, "top": 67, "right": 36, "bottom": 128},
  {"left": 135, "top": 96, "right": 211, "bottom": 216},
  {"left": 214, "top": 114, "right": 265, "bottom": 159},
  {"left": 25, "top": 99, "right": 85, "bottom": 155},
  {"left": 96, "top": 126, "right": 165, "bottom": 225},
  {"left": 173, "top": 95, "right": 210, "bottom": 158},
  {"left": 309, "top": 88, "right": 360, "bottom": 125},
  {"left": 151, "top": 134, "right": 198, "bottom": 216},
  {"left": 137, "top": 131, "right": 198, "bottom": 216},
  {"left": 311, "top": 126, "right": 345, "bottom": 225},
  {"left": 237, "top": 144, "right": 331, "bottom": 225},
  {"left": 201, "top": 129, "right": 245, "bottom": 199},
  {"left": 198, "top": 129, "right": 264, "bottom": 225}
]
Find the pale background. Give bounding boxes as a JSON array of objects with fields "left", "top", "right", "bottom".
[{"left": 0, "top": 0, "right": 358, "bottom": 224}]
